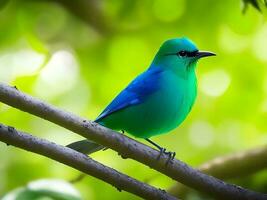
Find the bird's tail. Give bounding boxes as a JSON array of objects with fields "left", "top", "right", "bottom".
[{"left": 66, "top": 139, "right": 104, "bottom": 155}]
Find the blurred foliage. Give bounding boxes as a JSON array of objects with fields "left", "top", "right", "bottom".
[
  {"left": 243, "top": 0, "right": 267, "bottom": 13},
  {"left": 0, "top": 0, "right": 267, "bottom": 199},
  {"left": 2, "top": 179, "right": 82, "bottom": 200}
]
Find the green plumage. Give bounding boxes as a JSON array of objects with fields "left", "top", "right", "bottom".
[
  {"left": 99, "top": 66, "right": 197, "bottom": 138},
  {"left": 67, "top": 38, "right": 215, "bottom": 154}
]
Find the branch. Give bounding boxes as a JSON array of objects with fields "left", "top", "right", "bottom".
[
  {"left": 0, "top": 83, "right": 266, "bottom": 200},
  {"left": 168, "top": 145, "right": 267, "bottom": 197},
  {"left": 0, "top": 123, "right": 177, "bottom": 200},
  {"left": 25, "top": 0, "right": 112, "bottom": 35},
  {"left": 199, "top": 145, "right": 267, "bottom": 178}
]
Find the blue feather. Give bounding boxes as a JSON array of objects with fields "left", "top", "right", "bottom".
[{"left": 95, "top": 67, "right": 162, "bottom": 122}]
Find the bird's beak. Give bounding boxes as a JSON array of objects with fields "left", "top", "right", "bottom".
[{"left": 196, "top": 51, "right": 216, "bottom": 59}]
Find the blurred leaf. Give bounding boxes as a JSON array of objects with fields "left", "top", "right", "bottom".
[
  {"left": 2, "top": 179, "right": 82, "bottom": 200},
  {"left": 242, "top": 0, "right": 267, "bottom": 13},
  {"left": 0, "top": 0, "right": 9, "bottom": 10}
]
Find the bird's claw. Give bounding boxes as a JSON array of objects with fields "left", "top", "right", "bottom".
[
  {"left": 157, "top": 147, "right": 165, "bottom": 160},
  {"left": 165, "top": 151, "right": 176, "bottom": 165},
  {"left": 157, "top": 148, "right": 176, "bottom": 165}
]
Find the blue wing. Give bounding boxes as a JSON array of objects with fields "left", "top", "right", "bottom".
[{"left": 95, "top": 67, "right": 163, "bottom": 122}]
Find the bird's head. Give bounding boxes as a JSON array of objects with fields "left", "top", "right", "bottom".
[{"left": 152, "top": 38, "right": 215, "bottom": 75}]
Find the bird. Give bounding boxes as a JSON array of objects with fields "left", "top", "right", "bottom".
[{"left": 67, "top": 37, "right": 215, "bottom": 160}]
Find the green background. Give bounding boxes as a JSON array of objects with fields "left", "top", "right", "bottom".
[{"left": 0, "top": 0, "right": 267, "bottom": 199}]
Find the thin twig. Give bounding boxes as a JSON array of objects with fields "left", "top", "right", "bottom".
[
  {"left": 0, "top": 123, "right": 177, "bottom": 200},
  {"left": 0, "top": 83, "right": 266, "bottom": 200}
]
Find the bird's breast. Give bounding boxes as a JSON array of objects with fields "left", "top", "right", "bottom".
[
  {"left": 152, "top": 71, "right": 197, "bottom": 134},
  {"left": 108, "top": 70, "right": 197, "bottom": 138}
]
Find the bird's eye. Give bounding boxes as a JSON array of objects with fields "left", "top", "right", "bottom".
[{"left": 178, "top": 51, "right": 187, "bottom": 57}]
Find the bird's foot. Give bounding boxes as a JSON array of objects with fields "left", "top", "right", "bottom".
[
  {"left": 164, "top": 150, "right": 176, "bottom": 165},
  {"left": 157, "top": 148, "right": 176, "bottom": 165},
  {"left": 145, "top": 138, "right": 175, "bottom": 164}
]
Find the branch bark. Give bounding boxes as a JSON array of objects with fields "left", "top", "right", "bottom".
[
  {"left": 0, "top": 123, "right": 177, "bottom": 200},
  {"left": 0, "top": 83, "right": 266, "bottom": 200},
  {"left": 168, "top": 145, "right": 267, "bottom": 197}
]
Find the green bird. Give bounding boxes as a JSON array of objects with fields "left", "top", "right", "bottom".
[{"left": 67, "top": 38, "right": 215, "bottom": 159}]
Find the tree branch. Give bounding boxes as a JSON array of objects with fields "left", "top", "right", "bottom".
[
  {"left": 54, "top": 0, "right": 111, "bottom": 35},
  {"left": 0, "top": 83, "right": 266, "bottom": 200},
  {"left": 199, "top": 145, "right": 267, "bottom": 179},
  {"left": 0, "top": 123, "right": 177, "bottom": 200},
  {"left": 25, "top": 0, "right": 112, "bottom": 35},
  {"left": 168, "top": 145, "right": 267, "bottom": 197}
]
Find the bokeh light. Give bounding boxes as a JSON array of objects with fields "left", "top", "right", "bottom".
[
  {"left": 253, "top": 23, "right": 267, "bottom": 61},
  {"left": 0, "top": 49, "right": 45, "bottom": 82},
  {"left": 189, "top": 120, "right": 214, "bottom": 148},
  {"left": 34, "top": 50, "right": 79, "bottom": 99},
  {"left": 199, "top": 69, "right": 231, "bottom": 97}
]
